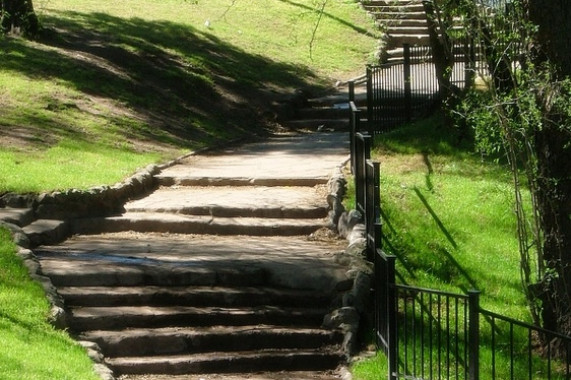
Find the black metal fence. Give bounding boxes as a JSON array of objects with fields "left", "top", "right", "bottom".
[
  {"left": 365, "top": 43, "right": 473, "bottom": 134},
  {"left": 349, "top": 104, "right": 571, "bottom": 379}
]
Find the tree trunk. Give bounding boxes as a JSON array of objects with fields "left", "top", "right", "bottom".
[
  {"left": 528, "top": 0, "right": 571, "bottom": 337},
  {"left": 422, "top": 0, "right": 455, "bottom": 102},
  {"left": 1, "top": 0, "right": 39, "bottom": 36}
]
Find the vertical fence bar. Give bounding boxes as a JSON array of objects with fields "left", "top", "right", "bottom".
[
  {"left": 403, "top": 44, "right": 412, "bottom": 123},
  {"left": 468, "top": 290, "right": 480, "bottom": 380}
]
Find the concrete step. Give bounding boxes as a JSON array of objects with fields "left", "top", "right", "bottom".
[
  {"left": 68, "top": 305, "right": 328, "bottom": 331},
  {"left": 71, "top": 213, "right": 326, "bottom": 236},
  {"left": 107, "top": 349, "right": 344, "bottom": 376},
  {"left": 57, "top": 285, "right": 333, "bottom": 308},
  {"left": 80, "top": 325, "right": 342, "bottom": 357},
  {"left": 124, "top": 186, "right": 328, "bottom": 219}
]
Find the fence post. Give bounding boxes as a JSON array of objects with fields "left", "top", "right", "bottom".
[
  {"left": 403, "top": 44, "right": 412, "bottom": 123},
  {"left": 349, "top": 102, "right": 361, "bottom": 175},
  {"left": 349, "top": 80, "right": 355, "bottom": 103},
  {"left": 387, "top": 253, "right": 398, "bottom": 380},
  {"left": 468, "top": 290, "right": 480, "bottom": 380},
  {"left": 373, "top": 161, "right": 381, "bottom": 227},
  {"left": 366, "top": 66, "right": 373, "bottom": 136}
]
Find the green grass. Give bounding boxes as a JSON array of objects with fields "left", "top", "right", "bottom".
[
  {"left": 0, "top": 227, "right": 99, "bottom": 380},
  {"left": 0, "top": 1, "right": 379, "bottom": 377},
  {"left": 350, "top": 114, "right": 547, "bottom": 379},
  {"left": 1, "top": 0, "right": 380, "bottom": 193}
]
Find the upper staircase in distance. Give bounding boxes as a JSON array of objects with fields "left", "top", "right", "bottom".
[{"left": 361, "top": 0, "right": 429, "bottom": 63}]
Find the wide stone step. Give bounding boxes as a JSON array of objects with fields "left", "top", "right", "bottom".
[
  {"left": 118, "top": 371, "right": 345, "bottom": 380},
  {"left": 124, "top": 186, "right": 328, "bottom": 219},
  {"left": 37, "top": 254, "right": 268, "bottom": 288},
  {"left": 371, "top": 11, "right": 426, "bottom": 20},
  {"left": 364, "top": 4, "right": 425, "bottom": 13},
  {"left": 58, "top": 285, "right": 332, "bottom": 308},
  {"left": 362, "top": 0, "right": 421, "bottom": 6},
  {"left": 35, "top": 234, "right": 349, "bottom": 292},
  {"left": 107, "top": 349, "right": 344, "bottom": 376},
  {"left": 157, "top": 175, "right": 329, "bottom": 187},
  {"left": 72, "top": 213, "right": 326, "bottom": 236},
  {"left": 69, "top": 305, "right": 328, "bottom": 331},
  {"left": 0, "top": 207, "right": 34, "bottom": 227},
  {"left": 80, "top": 325, "right": 342, "bottom": 357}
]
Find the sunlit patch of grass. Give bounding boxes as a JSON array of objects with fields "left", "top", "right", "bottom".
[{"left": 0, "top": 228, "right": 99, "bottom": 380}]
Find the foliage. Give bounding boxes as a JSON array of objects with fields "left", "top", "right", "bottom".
[{"left": 425, "top": 0, "right": 571, "bottom": 334}]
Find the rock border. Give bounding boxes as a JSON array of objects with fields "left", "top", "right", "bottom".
[{"left": 323, "top": 160, "right": 372, "bottom": 362}]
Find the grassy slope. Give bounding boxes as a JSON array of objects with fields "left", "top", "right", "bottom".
[
  {"left": 0, "top": 1, "right": 379, "bottom": 378},
  {"left": 1, "top": 0, "right": 379, "bottom": 193},
  {"left": 351, "top": 114, "right": 534, "bottom": 379}
]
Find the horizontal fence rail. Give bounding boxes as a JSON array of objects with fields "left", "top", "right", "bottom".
[{"left": 480, "top": 308, "right": 571, "bottom": 380}]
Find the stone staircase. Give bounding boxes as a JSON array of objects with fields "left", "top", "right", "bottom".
[
  {"left": 36, "top": 234, "right": 346, "bottom": 378},
  {"left": 2, "top": 132, "right": 353, "bottom": 379},
  {"left": 361, "top": 0, "right": 429, "bottom": 62}
]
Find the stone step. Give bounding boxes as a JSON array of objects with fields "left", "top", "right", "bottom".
[
  {"left": 35, "top": 234, "right": 349, "bottom": 291},
  {"left": 157, "top": 175, "right": 329, "bottom": 187},
  {"left": 80, "top": 325, "right": 342, "bottom": 357},
  {"left": 71, "top": 213, "right": 326, "bottom": 236},
  {"left": 387, "top": 34, "right": 431, "bottom": 47},
  {"left": 382, "top": 18, "right": 428, "bottom": 27},
  {"left": 22, "top": 219, "right": 70, "bottom": 247},
  {"left": 0, "top": 207, "right": 34, "bottom": 227},
  {"left": 118, "top": 370, "right": 346, "bottom": 380},
  {"left": 37, "top": 253, "right": 269, "bottom": 288},
  {"left": 387, "top": 26, "right": 429, "bottom": 35},
  {"left": 58, "top": 285, "right": 332, "bottom": 308},
  {"left": 106, "top": 349, "right": 344, "bottom": 376},
  {"left": 364, "top": 4, "right": 425, "bottom": 13},
  {"left": 124, "top": 186, "right": 328, "bottom": 219},
  {"left": 284, "top": 119, "right": 349, "bottom": 132},
  {"left": 296, "top": 105, "right": 351, "bottom": 120},
  {"left": 68, "top": 305, "right": 328, "bottom": 331},
  {"left": 362, "top": 0, "right": 421, "bottom": 5},
  {"left": 370, "top": 11, "right": 427, "bottom": 20}
]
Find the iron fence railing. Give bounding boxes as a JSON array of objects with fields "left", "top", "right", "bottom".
[{"left": 365, "top": 42, "right": 473, "bottom": 134}]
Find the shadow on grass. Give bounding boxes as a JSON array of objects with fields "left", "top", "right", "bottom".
[{"left": 1, "top": 10, "right": 327, "bottom": 148}]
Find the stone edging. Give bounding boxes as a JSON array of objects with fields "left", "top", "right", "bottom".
[{"left": 323, "top": 160, "right": 372, "bottom": 362}]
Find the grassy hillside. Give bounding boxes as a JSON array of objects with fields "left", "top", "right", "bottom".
[
  {"left": 351, "top": 114, "right": 533, "bottom": 379},
  {"left": 0, "top": 1, "right": 379, "bottom": 378},
  {"left": 1, "top": 0, "right": 380, "bottom": 193}
]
